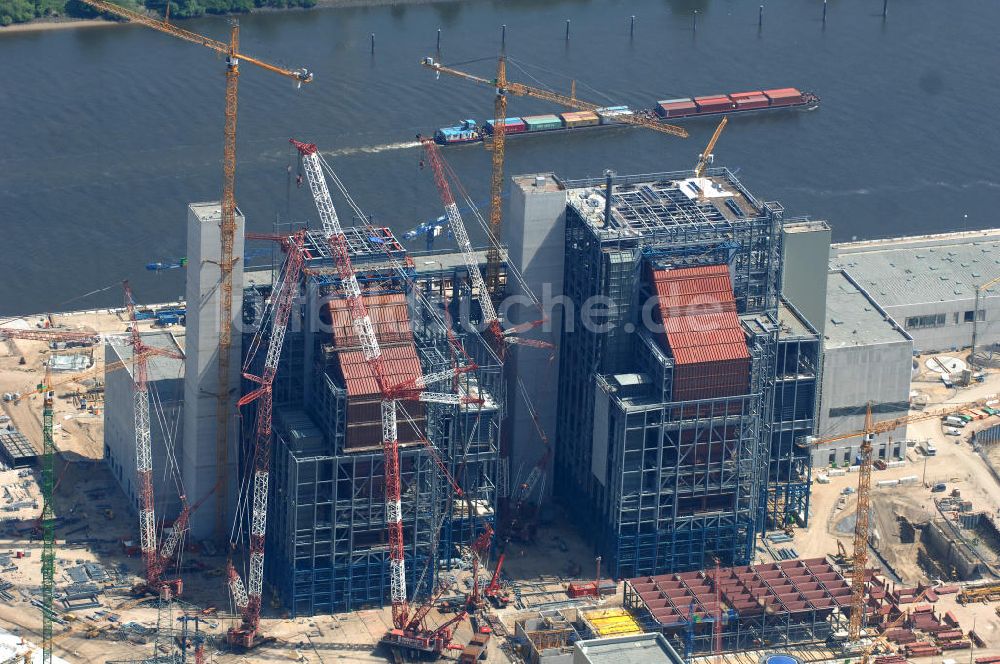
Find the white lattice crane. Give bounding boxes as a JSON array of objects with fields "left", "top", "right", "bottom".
[
  {"left": 418, "top": 137, "right": 551, "bottom": 353},
  {"left": 226, "top": 231, "right": 307, "bottom": 648},
  {"left": 122, "top": 282, "right": 187, "bottom": 596},
  {"left": 291, "top": 138, "right": 473, "bottom": 656}
]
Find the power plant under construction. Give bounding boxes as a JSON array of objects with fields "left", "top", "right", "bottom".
[
  {"left": 5, "top": 8, "right": 1000, "bottom": 664},
  {"left": 8, "top": 142, "right": 1000, "bottom": 663}
]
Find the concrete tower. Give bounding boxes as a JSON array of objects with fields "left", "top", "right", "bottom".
[
  {"left": 182, "top": 202, "right": 245, "bottom": 540},
  {"left": 504, "top": 174, "right": 567, "bottom": 500}
]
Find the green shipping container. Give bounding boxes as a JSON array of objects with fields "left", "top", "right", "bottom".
[{"left": 522, "top": 114, "right": 563, "bottom": 131}]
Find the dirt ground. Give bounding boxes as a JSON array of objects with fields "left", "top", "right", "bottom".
[
  {"left": 1, "top": 309, "right": 599, "bottom": 663},
  {"left": 10, "top": 320, "right": 1000, "bottom": 663},
  {"left": 776, "top": 351, "right": 1000, "bottom": 657}
]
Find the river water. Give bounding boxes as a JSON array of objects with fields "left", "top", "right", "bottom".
[{"left": 0, "top": 0, "right": 997, "bottom": 314}]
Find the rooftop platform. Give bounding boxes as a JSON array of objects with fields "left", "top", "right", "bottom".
[
  {"left": 561, "top": 167, "right": 776, "bottom": 240},
  {"left": 825, "top": 271, "right": 911, "bottom": 349},
  {"left": 832, "top": 229, "right": 1000, "bottom": 307},
  {"left": 575, "top": 633, "right": 682, "bottom": 664},
  {"left": 105, "top": 331, "right": 184, "bottom": 382},
  {"left": 778, "top": 299, "right": 817, "bottom": 339}
]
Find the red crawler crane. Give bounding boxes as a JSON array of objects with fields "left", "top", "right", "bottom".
[
  {"left": 122, "top": 282, "right": 187, "bottom": 596},
  {"left": 292, "top": 138, "right": 474, "bottom": 657},
  {"left": 418, "top": 137, "right": 551, "bottom": 354},
  {"left": 226, "top": 232, "right": 307, "bottom": 648}
]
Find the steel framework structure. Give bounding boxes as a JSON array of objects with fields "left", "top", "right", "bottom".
[
  {"left": 624, "top": 558, "right": 852, "bottom": 654},
  {"left": 764, "top": 301, "right": 820, "bottom": 530},
  {"left": 265, "top": 328, "right": 501, "bottom": 617},
  {"left": 555, "top": 169, "right": 786, "bottom": 579}
]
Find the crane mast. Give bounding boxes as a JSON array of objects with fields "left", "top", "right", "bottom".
[
  {"left": 420, "top": 138, "right": 500, "bottom": 337},
  {"left": 40, "top": 368, "right": 55, "bottom": 664},
  {"left": 486, "top": 56, "right": 508, "bottom": 300},
  {"left": 215, "top": 20, "right": 241, "bottom": 545},
  {"left": 293, "top": 139, "right": 474, "bottom": 653},
  {"left": 848, "top": 406, "right": 874, "bottom": 642},
  {"left": 226, "top": 231, "right": 306, "bottom": 648},
  {"left": 123, "top": 284, "right": 189, "bottom": 596},
  {"left": 76, "top": 0, "right": 310, "bottom": 543},
  {"left": 123, "top": 283, "right": 168, "bottom": 593}
]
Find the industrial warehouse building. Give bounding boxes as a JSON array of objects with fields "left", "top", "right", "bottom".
[
  {"left": 508, "top": 168, "right": 822, "bottom": 578},
  {"left": 813, "top": 271, "right": 913, "bottom": 467},
  {"left": 832, "top": 230, "right": 1000, "bottom": 354}
]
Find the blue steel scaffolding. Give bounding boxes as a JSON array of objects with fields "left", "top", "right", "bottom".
[
  {"left": 240, "top": 229, "right": 502, "bottom": 616},
  {"left": 555, "top": 168, "right": 795, "bottom": 579}
]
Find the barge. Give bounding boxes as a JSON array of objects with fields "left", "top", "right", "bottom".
[{"left": 433, "top": 88, "right": 819, "bottom": 145}]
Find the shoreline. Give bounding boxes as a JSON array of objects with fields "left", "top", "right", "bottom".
[
  {"left": 0, "top": 17, "right": 121, "bottom": 33},
  {"left": 0, "top": 0, "right": 467, "bottom": 34}
]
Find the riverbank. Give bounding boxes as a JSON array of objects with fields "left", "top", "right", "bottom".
[
  {"left": 0, "top": 0, "right": 466, "bottom": 34},
  {"left": 0, "top": 16, "right": 118, "bottom": 33}
]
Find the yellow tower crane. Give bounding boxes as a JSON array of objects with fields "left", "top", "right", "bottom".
[
  {"left": 421, "top": 55, "right": 688, "bottom": 301},
  {"left": 694, "top": 116, "right": 728, "bottom": 179},
  {"left": 75, "top": 0, "right": 311, "bottom": 541},
  {"left": 800, "top": 396, "right": 995, "bottom": 642}
]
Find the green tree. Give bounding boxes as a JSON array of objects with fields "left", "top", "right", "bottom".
[{"left": 0, "top": 0, "right": 37, "bottom": 24}]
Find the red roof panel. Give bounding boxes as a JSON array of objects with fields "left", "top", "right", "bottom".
[
  {"left": 763, "top": 87, "right": 802, "bottom": 98},
  {"left": 327, "top": 292, "right": 422, "bottom": 398},
  {"left": 338, "top": 343, "right": 422, "bottom": 397},
  {"left": 328, "top": 292, "right": 413, "bottom": 348},
  {"left": 650, "top": 266, "right": 751, "bottom": 396}
]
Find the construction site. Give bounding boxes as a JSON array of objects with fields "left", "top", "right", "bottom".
[{"left": 5, "top": 4, "right": 1000, "bottom": 664}]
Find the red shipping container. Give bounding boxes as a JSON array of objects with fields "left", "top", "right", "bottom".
[
  {"left": 657, "top": 101, "right": 697, "bottom": 118},
  {"left": 729, "top": 90, "right": 764, "bottom": 99},
  {"left": 694, "top": 96, "right": 734, "bottom": 112},
  {"left": 763, "top": 88, "right": 803, "bottom": 106},
  {"left": 735, "top": 95, "right": 770, "bottom": 110}
]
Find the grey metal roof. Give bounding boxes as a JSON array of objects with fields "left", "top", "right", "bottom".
[
  {"left": 824, "top": 271, "right": 911, "bottom": 349},
  {"left": 831, "top": 230, "right": 1000, "bottom": 307},
  {"left": 106, "top": 331, "right": 184, "bottom": 383},
  {"left": 574, "top": 634, "right": 682, "bottom": 664}
]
